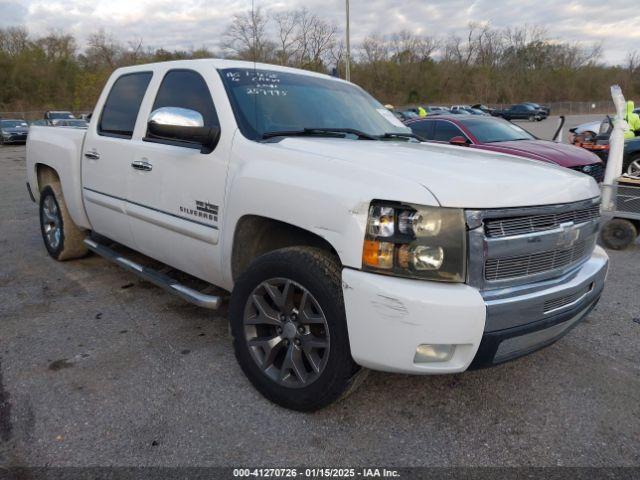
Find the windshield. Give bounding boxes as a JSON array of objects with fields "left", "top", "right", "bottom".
[
  {"left": 461, "top": 118, "right": 535, "bottom": 143},
  {"left": 1, "top": 120, "right": 28, "bottom": 128},
  {"left": 219, "top": 67, "right": 409, "bottom": 140}
]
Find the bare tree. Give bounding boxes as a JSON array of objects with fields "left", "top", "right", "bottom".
[
  {"left": 273, "top": 10, "right": 300, "bottom": 65},
  {"left": 0, "top": 26, "right": 29, "bottom": 56},
  {"left": 222, "top": 7, "right": 273, "bottom": 62}
]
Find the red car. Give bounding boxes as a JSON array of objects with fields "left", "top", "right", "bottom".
[{"left": 405, "top": 115, "right": 604, "bottom": 182}]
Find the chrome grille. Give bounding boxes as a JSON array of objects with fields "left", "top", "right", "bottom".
[
  {"left": 485, "top": 240, "right": 590, "bottom": 281},
  {"left": 543, "top": 284, "right": 592, "bottom": 313},
  {"left": 484, "top": 204, "right": 600, "bottom": 238}
]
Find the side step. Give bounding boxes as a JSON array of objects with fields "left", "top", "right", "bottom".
[{"left": 83, "top": 238, "right": 222, "bottom": 310}]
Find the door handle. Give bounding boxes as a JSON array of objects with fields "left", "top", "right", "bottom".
[
  {"left": 131, "top": 160, "right": 153, "bottom": 172},
  {"left": 84, "top": 151, "right": 100, "bottom": 160}
]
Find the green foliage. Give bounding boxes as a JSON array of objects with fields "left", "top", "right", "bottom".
[{"left": 0, "top": 23, "right": 637, "bottom": 113}]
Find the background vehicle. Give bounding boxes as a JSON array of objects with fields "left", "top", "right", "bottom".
[
  {"left": 25, "top": 59, "right": 608, "bottom": 411},
  {"left": 44, "top": 110, "right": 75, "bottom": 125},
  {"left": 623, "top": 137, "right": 640, "bottom": 176},
  {"left": 600, "top": 178, "right": 640, "bottom": 249},
  {"left": 0, "top": 118, "right": 29, "bottom": 144},
  {"left": 405, "top": 115, "right": 605, "bottom": 182},
  {"left": 55, "top": 119, "right": 89, "bottom": 128},
  {"left": 495, "top": 103, "right": 548, "bottom": 121},
  {"left": 471, "top": 104, "right": 496, "bottom": 115},
  {"left": 524, "top": 102, "right": 551, "bottom": 115}
]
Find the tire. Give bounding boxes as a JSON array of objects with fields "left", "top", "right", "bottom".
[
  {"left": 624, "top": 153, "right": 640, "bottom": 177},
  {"left": 528, "top": 115, "right": 535, "bottom": 122},
  {"left": 600, "top": 218, "right": 637, "bottom": 250},
  {"left": 230, "top": 246, "right": 363, "bottom": 411},
  {"left": 39, "top": 184, "right": 88, "bottom": 260}
]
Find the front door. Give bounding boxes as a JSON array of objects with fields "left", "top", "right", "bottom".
[{"left": 126, "top": 67, "right": 230, "bottom": 286}]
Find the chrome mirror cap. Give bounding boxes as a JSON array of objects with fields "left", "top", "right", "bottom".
[{"left": 148, "top": 107, "right": 204, "bottom": 128}]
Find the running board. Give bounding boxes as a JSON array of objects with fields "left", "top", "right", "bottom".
[{"left": 83, "top": 238, "right": 222, "bottom": 310}]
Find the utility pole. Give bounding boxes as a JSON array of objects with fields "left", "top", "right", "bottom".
[{"left": 345, "top": 0, "right": 351, "bottom": 81}]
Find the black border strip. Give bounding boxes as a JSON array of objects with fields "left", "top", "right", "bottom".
[{"left": 83, "top": 187, "right": 218, "bottom": 230}]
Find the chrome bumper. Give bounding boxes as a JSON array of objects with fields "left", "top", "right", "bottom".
[{"left": 470, "top": 245, "right": 608, "bottom": 367}]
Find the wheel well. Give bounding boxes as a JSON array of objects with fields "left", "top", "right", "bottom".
[
  {"left": 36, "top": 164, "right": 60, "bottom": 192},
  {"left": 231, "top": 215, "right": 340, "bottom": 281}
]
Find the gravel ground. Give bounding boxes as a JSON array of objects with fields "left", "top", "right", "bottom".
[{"left": 0, "top": 132, "right": 639, "bottom": 467}]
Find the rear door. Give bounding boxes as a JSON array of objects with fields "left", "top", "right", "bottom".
[
  {"left": 82, "top": 71, "right": 153, "bottom": 247},
  {"left": 126, "top": 67, "right": 230, "bottom": 285}
]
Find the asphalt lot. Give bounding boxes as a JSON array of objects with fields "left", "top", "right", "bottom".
[{"left": 1, "top": 122, "right": 639, "bottom": 467}]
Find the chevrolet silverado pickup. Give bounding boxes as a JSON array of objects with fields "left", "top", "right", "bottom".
[{"left": 26, "top": 59, "right": 609, "bottom": 411}]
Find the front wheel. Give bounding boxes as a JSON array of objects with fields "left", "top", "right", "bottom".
[{"left": 230, "top": 247, "right": 363, "bottom": 411}]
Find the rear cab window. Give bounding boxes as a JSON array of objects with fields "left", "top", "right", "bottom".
[{"left": 99, "top": 72, "right": 153, "bottom": 139}]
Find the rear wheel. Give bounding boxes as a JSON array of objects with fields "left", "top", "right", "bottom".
[
  {"left": 600, "top": 219, "right": 638, "bottom": 250},
  {"left": 39, "top": 185, "right": 88, "bottom": 260},
  {"left": 230, "top": 247, "right": 363, "bottom": 411}
]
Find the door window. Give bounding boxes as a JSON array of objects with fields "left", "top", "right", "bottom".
[
  {"left": 433, "top": 121, "right": 465, "bottom": 142},
  {"left": 99, "top": 72, "right": 152, "bottom": 139},
  {"left": 409, "top": 120, "right": 434, "bottom": 140}
]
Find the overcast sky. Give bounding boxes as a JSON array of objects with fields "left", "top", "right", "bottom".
[{"left": 1, "top": 0, "right": 638, "bottom": 65}]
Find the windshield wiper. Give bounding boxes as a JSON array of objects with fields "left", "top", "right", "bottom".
[
  {"left": 261, "top": 128, "right": 378, "bottom": 140},
  {"left": 378, "top": 132, "right": 423, "bottom": 142}
]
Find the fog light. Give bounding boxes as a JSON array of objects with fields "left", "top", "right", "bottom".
[{"left": 413, "top": 344, "right": 454, "bottom": 363}]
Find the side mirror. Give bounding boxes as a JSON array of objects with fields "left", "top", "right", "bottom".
[
  {"left": 449, "top": 136, "right": 469, "bottom": 146},
  {"left": 147, "top": 107, "right": 220, "bottom": 153}
]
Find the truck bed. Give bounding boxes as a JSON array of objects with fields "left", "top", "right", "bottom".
[{"left": 26, "top": 126, "right": 91, "bottom": 229}]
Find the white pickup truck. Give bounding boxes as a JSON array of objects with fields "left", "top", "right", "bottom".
[{"left": 26, "top": 59, "right": 608, "bottom": 411}]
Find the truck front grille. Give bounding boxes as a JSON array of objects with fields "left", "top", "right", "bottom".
[
  {"left": 485, "top": 240, "right": 589, "bottom": 281},
  {"left": 484, "top": 204, "right": 600, "bottom": 238},
  {"left": 466, "top": 197, "right": 601, "bottom": 290}
]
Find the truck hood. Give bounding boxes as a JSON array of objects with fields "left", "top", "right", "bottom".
[
  {"left": 270, "top": 138, "right": 599, "bottom": 208},
  {"left": 477, "top": 139, "right": 602, "bottom": 168}
]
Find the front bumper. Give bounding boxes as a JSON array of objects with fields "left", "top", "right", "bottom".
[
  {"left": 341, "top": 245, "right": 608, "bottom": 374},
  {"left": 1, "top": 133, "right": 28, "bottom": 143}
]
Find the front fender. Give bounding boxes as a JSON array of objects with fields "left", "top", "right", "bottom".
[{"left": 220, "top": 136, "right": 438, "bottom": 287}]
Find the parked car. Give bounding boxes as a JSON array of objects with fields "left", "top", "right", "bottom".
[
  {"left": 471, "top": 104, "right": 496, "bottom": 115},
  {"left": 26, "top": 59, "right": 607, "bottom": 411},
  {"left": 55, "top": 119, "right": 88, "bottom": 129},
  {"left": 393, "top": 109, "right": 420, "bottom": 121},
  {"left": 405, "top": 115, "right": 605, "bottom": 182},
  {"left": 524, "top": 102, "right": 551, "bottom": 116},
  {"left": 495, "top": 103, "right": 548, "bottom": 121},
  {"left": 0, "top": 118, "right": 29, "bottom": 144},
  {"left": 44, "top": 110, "right": 76, "bottom": 125}
]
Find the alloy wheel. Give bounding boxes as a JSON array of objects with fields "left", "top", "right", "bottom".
[
  {"left": 243, "top": 278, "right": 330, "bottom": 388},
  {"left": 628, "top": 159, "right": 640, "bottom": 177},
  {"left": 42, "top": 195, "right": 61, "bottom": 250}
]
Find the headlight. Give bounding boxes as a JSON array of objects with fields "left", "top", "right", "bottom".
[{"left": 362, "top": 201, "right": 466, "bottom": 282}]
